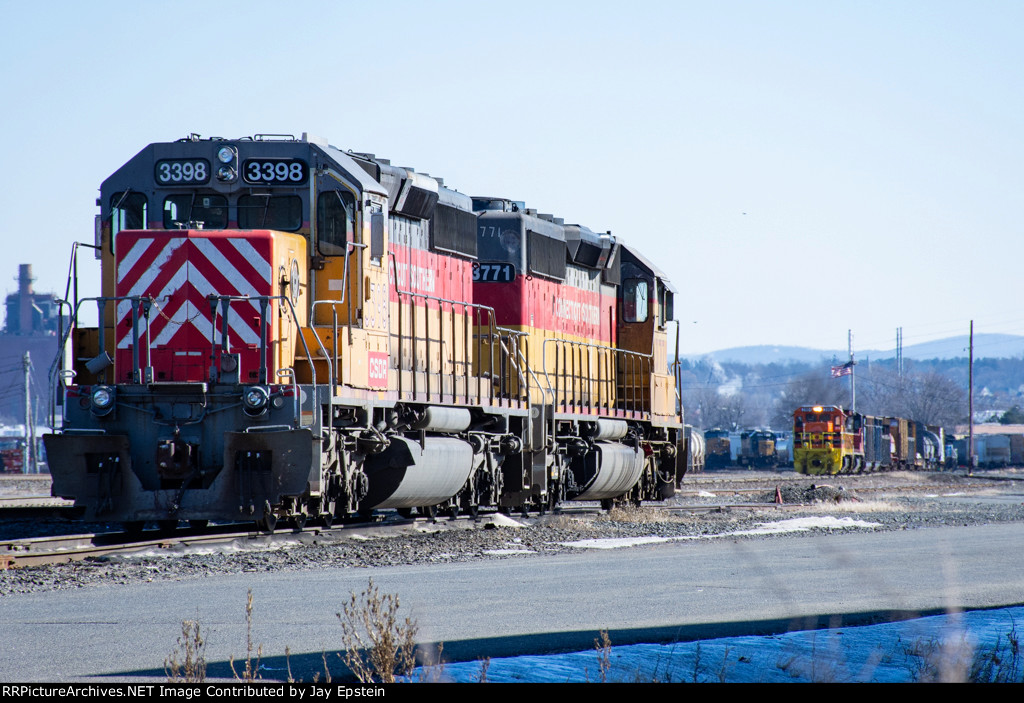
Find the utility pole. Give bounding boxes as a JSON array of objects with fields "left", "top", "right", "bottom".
[
  {"left": 896, "top": 327, "right": 903, "bottom": 378},
  {"left": 23, "top": 351, "right": 35, "bottom": 474},
  {"left": 968, "top": 320, "right": 974, "bottom": 475}
]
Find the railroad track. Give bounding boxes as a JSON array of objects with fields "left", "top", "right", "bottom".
[
  {"left": 0, "top": 469, "right": 1006, "bottom": 569},
  {"left": 0, "top": 512, "right": 484, "bottom": 570}
]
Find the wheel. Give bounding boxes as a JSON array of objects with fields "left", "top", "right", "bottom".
[
  {"left": 291, "top": 514, "right": 307, "bottom": 531},
  {"left": 257, "top": 513, "right": 277, "bottom": 534},
  {"left": 420, "top": 505, "right": 437, "bottom": 522},
  {"left": 188, "top": 520, "right": 208, "bottom": 530},
  {"left": 600, "top": 499, "right": 614, "bottom": 511},
  {"left": 320, "top": 500, "right": 336, "bottom": 528},
  {"left": 447, "top": 504, "right": 459, "bottom": 521},
  {"left": 467, "top": 503, "right": 480, "bottom": 520}
]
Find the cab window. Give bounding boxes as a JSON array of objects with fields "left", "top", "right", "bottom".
[
  {"left": 111, "top": 192, "right": 148, "bottom": 234},
  {"left": 317, "top": 189, "right": 355, "bottom": 255},
  {"left": 238, "top": 195, "right": 302, "bottom": 231},
  {"left": 163, "top": 194, "right": 227, "bottom": 229},
  {"left": 623, "top": 278, "right": 648, "bottom": 323}
]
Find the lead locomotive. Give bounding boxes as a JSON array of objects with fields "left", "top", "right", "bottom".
[{"left": 45, "top": 134, "right": 684, "bottom": 531}]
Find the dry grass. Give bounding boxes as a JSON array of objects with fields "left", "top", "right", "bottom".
[
  {"left": 598, "top": 506, "right": 686, "bottom": 524},
  {"left": 337, "top": 578, "right": 419, "bottom": 683},
  {"left": 165, "top": 619, "right": 206, "bottom": 683},
  {"left": 594, "top": 629, "right": 612, "bottom": 683},
  {"left": 229, "top": 589, "right": 263, "bottom": 681},
  {"left": 793, "top": 499, "right": 907, "bottom": 514},
  {"left": 539, "top": 514, "right": 596, "bottom": 530},
  {"left": 970, "top": 622, "right": 1022, "bottom": 683}
]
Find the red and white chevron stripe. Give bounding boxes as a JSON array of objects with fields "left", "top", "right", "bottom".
[{"left": 114, "top": 230, "right": 273, "bottom": 382}]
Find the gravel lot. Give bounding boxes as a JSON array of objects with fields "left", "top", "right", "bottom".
[{"left": 3, "top": 469, "right": 1023, "bottom": 597}]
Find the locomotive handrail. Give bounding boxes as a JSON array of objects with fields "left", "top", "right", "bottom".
[
  {"left": 47, "top": 297, "right": 75, "bottom": 429},
  {"left": 388, "top": 253, "right": 530, "bottom": 407},
  {"left": 494, "top": 330, "right": 529, "bottom": 401},
  {"left": 55, "top": 291, "right": 323, "bottom": 431},
  {"left": 540, "top": 338, "right": 653, "bottom": 417},
  {"left": 276, "top": 368, "right": 301, "bottom": 426},
  {"left": 52, "top": 295, "right": 153, "bottom": 381},
  {"left": 206, "top": 294, "right": 327, "bottom": 429},
  {"left": 518, "top": 343, "right": 554, "bottom": 408},
  {"left": 670, "top": 319, "right": 683, "bottom": 424}
]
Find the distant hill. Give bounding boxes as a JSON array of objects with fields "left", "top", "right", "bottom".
[{"left": 686, "top": 334, "right": 1024, "bottom": 365}]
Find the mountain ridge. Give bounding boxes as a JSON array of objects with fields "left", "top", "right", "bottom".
[{"left": 684, "top": 334, "right": 1024, "bottom": 365}]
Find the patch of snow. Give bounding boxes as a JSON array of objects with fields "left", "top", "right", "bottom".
[
  {"left": 485, "top": 514, "right": 527, "bottom": 528},
  {"left": 421, "top": 606, "right": 1024, "bottom": 683},
  {"left": 559, "top": 536, "right": 681, "bottom": 549},
  {"left": 482, "top": 548, "right": 535, "bottom": 555},
  {"left": 730, "top": 516, "right": 881, "bottom": 536}
]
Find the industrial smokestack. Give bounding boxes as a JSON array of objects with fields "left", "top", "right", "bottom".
[{"left": 18, "top": 264, "right": 34, "bottom": 334}]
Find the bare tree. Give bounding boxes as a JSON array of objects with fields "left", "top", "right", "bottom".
[
  {"left": 684, "top": 386, "right": 747, "bottom": 430},
  {"left": 900, "top": 371, "right": 967, "bottom": 427}
]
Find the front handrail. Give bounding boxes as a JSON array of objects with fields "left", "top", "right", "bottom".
[{"left": 51, "top": 293, "right": 322, "bottom": 430}]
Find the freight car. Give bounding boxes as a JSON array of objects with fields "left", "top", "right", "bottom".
[
  {"left": 792, "top": 405, "right": 943, "bottom": 475},
  {"left": 43, "top": 133, "right": 685, "bottom": 530}
]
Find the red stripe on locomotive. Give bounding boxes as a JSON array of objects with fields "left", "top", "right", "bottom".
[
  {"left": 114, "top": 230, "right": 273, "bottom": 383},
  {"left": 388, "top": 242, "right": 473, "bottom": 308},
  {"left": 474, "top": 274, "right": 615, "bottom": 345}
]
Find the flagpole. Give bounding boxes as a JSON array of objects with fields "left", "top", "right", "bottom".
[{"left": 849, "top": 330, "right": 855, "bottom": 413}]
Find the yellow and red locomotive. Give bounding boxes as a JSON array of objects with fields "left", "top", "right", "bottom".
[
  {"left": 793, "top": 405, "right": 941, "bottom": 475},
  {"left": 44, "top": 133, "right": 684, "bottom": 530}
]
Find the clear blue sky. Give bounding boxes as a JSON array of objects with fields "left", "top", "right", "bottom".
[{"left": 2, "top": 0, "right": 1022, "bottom": 355}]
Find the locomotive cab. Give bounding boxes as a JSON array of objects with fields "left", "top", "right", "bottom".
[{"left": 617, "top": 244, "right": 678, "bottom": 425}]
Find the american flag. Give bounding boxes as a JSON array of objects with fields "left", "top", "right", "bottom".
[{"left": 831, "top": 361, "right": 854, "bottom": 378}]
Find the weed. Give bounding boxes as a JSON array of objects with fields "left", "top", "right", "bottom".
[
  {"left": 716, "top": 645, "right": 733, "bottom": 682},
  {"left": 595, "top": 629, "right": 612, "bottom": 682},
  {"left": 476, "top": 657, "right": 490, "bottom": 683},
  {"left": 229, "top": 589, "right": 263, "bottom": 681},
  {"left": 337, "top": 578, "right": 419, "bottom": 683},
  {"left": 970, "top": 621, "right": 1022, "bottom": 683},
  {"left": 414, "top": 643, "right": 447, "bottom": 682},
  {"left": 900, "top": 632, "right": 972, "bottom": 682},
  {"left": 165, "top": 619, "right": 206, "bottom": 683}
]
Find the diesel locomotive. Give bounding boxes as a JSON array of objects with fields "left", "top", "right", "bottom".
[
  {"left": 793, "top": 405, "right": 943, "bottom": 475},
  {"left": 43, "top": 133, "right": 685, "bottom": 530}
]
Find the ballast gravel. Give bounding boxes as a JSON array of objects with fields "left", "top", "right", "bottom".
[{"left": 2, "top": 470, "right": 1023, "bottom": 597}]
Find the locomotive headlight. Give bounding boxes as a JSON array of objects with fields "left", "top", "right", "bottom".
[
  {"left": 90, "top": 386, "right": 115, "bottom": 417},
  {"left": 242, "top": 386, "right": 270, "bottom": 416},
  {"left": 217, "top": 146, "right": 235, "bottom": 164},
  {"left": 217, "top": 165, "right": 236, "bottom": 182}
]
